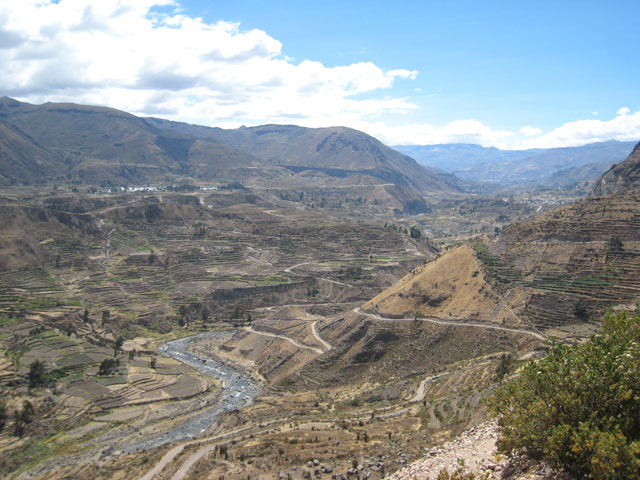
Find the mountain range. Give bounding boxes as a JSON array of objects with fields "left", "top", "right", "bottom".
[
  {"left": 394, "top": 141, "right": 638, "bottom": 186},
  {"left": 2, "top": 97, "right": 637, "bottom": 194},
  {"left": 0, "top": 97, "right": 461, "bottom": 195}
]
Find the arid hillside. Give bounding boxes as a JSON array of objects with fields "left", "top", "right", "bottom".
[
  {"left": 0, "top": 97, "right": 462, "bottom": 197},
  {"left": 361, "top": 145, "right": 640, "bottom": 340},
  {"left": 361, "top": 245, "right": 523, "bottom": 325},
  {"left": 591, "top": 141, "right": 640, "bottom": 197}
]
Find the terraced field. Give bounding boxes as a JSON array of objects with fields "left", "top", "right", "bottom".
[{"left": 0, "top": 190, "right": 432, "bottom": 478}]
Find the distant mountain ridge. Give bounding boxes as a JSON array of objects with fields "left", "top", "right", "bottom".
[
  {"left": 394, "top": 141, "right": 638, "bottom": 186},
  {"left": 0, "top": 97, "right": 462, "bottom": 196},
  {"left": 145, "top": 119, "right": 465, "bottom": 193},
  {"left": 0, "top": 96, "right": 266, "bottom": 186}
]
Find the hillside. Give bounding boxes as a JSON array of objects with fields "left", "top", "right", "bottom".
[
  {"left": 361, "top": 144, "right": 640, "bottom": 338},
  {"left": 0, "top": 120, "right": 64, "bottom": 186},
  {"left": 147, "top": 118, "right": 465, "bottom": 193},
  {"left": 591, "top": 141, "right": 640, "bottom": 197},
  {"left": 0, "top": 97, "right": 463, "bottom": 196},
  {"left": 361, "top": 245, "right": 520, "bottom": 324},
  {"left": 0, "top": 97, "right": 265, "bottom": 185}
]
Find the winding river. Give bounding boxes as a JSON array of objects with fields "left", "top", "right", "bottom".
[{"left": 120, "top": 332, "right": 262, "bottom": 453}]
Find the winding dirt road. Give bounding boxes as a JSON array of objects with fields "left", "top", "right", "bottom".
[
  {"left": 410, "top": 372, "right": 450, "bottom": 403},
  {"left": 244, "top": 326, "right": 324, "bottom": 354},
  {"left": 169, "top": 444, "right": 217, "bottom": 480},
  {"left": 311, "top": 321, "right": 332, "bottom": 351},
  {"left": 352, "top": 308, "right": 546, "bottom": 341}
]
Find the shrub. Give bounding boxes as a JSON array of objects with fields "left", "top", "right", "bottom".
[
  {"left": 98, "top": 358, "right": 119, "bottom": 376},
  {"left": 28, "top": 360, "right": 48, "bottom": 388},
  {"left": 489, "top": 311, "right": 640, "bottom": 479}
]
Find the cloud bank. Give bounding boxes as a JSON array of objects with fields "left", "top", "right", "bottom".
[
  {"left": 0, "top": 0, "right": 638, "bottom": 150},
  {"left": 350, "top": 108, "right": 640, "bottom": 150},
  {"left": 0, "top": 0, "right": 416, "bottom": 125}
]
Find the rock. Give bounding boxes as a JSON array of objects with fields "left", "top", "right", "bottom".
[{"left": 313, "top": 459, "right": 320, "bottom": 466}]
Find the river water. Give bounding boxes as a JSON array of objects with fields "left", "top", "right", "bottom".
[{"left": 120, "top": 332, "right": 262, "bottom": 453}]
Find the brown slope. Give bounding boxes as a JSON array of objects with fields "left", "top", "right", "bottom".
[
  {"left": 364, "top": 180, "right": 640, "bottom": 336},
  {"left": 147, "top": 119, "right": 465, "bottom": 193},
  {"left": 484, "top": 186, "right": 640, "bottom": 332},
  {"left": 0, "top": 97, "right": 265, "bottom": 185},
  {"left": 501, "top": 189, "right": 640, "bottom": 243},
  {"left": 591, "top": 141, "right": 640, "bottom": 197},
  {"left": 361, "top": 244, "right": 519, "bottom": 324},
  {"left": 0, "top": 120, "right": 64, "bottom": 186}
]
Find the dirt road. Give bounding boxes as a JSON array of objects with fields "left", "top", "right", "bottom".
[{"left": 353, "top": 308, "right": 546, "bottom": 341}]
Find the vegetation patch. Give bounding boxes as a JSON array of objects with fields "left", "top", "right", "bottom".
[{"left": 490, "top": 311, "right": 640, "bottom": 479}]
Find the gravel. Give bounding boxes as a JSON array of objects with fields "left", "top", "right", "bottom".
[{"left": 119, "top": 332, "right": 262, "bottom": 453}]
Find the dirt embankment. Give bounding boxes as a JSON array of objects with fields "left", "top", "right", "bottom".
[{"left": 363, "top": 245, "right": 510, "bottom": 323}]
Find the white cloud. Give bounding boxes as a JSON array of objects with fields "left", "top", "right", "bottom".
[
  {"left": 386, "top": 69, "right": 418, "bottom": 80},
  {"left": 517, "top": 108, "right": 640, "bottom": 149},
  {"left": 358, "top": 119, "right": 513, "bottom": 148},
  {"left": 364, "top": 109, "right": 640, "bottom": 150},
  {"left": 0, "top": 0, "right": 417, "bottom": 128},
  {"left": 519, "top": 126, "right": 543, "bottom": 137},
  {"left": 1, "top": 1, "right": 637, "bottom": 152}
]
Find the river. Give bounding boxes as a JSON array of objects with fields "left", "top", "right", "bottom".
[{"left": 120, "top": 331, "right": 262, "bottom": 453}]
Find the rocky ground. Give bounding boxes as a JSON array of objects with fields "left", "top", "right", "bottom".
[{"left": 387, "top": 420, "right": 571, "bottom": 480}]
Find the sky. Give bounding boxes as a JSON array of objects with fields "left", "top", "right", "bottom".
[{"left": 0, "top": 0, "right": 639, "bottom": 149}]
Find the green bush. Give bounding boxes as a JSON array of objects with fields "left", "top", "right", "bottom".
[{"left": 489, "top": 311, "right": 640, "bottom": 479}]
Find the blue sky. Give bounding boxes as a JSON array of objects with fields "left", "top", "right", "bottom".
[
  {"left": 183, "top": 0, "right": 639, "bottom": 130},
  {"left": 1, "top": 0, "right": 639, "bottom": 148}
]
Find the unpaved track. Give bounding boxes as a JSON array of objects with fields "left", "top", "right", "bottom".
[
  {"left": 410, "top": 372, "right": 450, "bottom": 403},
  {"left": 169, "top": 444, "right": 217, "bottom": 480},
  {"left": 137, "top": 421, "right": 284, "bottom": 480},
  {"left": 311, "top": 321, "right": 332, "bottom": 351},
  {"left": 284, "top": 261, "right": 312, "bottom": 273},
  {"left": 318, "top": 277, "right": 353, "bottom": 288},
  {"left": 353, "top": 308, "right": 546, "bottom": 341},
  {"left": 244, "top": 326, "right": 324, "bottom": 354},
  {"left": 139, "top": 445, "right": 185, "bottom": 480}
]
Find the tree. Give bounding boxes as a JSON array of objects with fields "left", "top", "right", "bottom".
[
  {"left": 21, "top": 400, "right": 34, "bottom": 423},
  {"left": 574, "top": 298, "right": 589, "bottom": 321},
  {"left": 13, "top": 411, "right": 24, "bottom": 437},
  {"left": 178, "top": 305, "right": 188, "bottom": 328},
  {"left": 114, "top": 335, "right": 124, "bottom": 357},
  {"left": 144, "top": 204, "right": 162, "bottom": 223},
  {"left": 410, "top": 225, "right": 422, "bottom": 239},
  {"left": 609, "top": 236, "right": 624, "bottom": 252},
  {"left": 494, "top": 353, "right": 514, "bottom": 382},
  {"left": 28, "top": 360, "right": 47, "bottom": 388},
  {"left": 150, "top": 356, "right": 157, "bottom": 369},
  {"left": 101, "top": 309, "right": 110, "bottom": 326},
  {"left": 230, "top": 305, "right": 242, "bottom": 320},
  {"left": 83, "top": 307, "right": 89, "bottom": 323},
  {"left": 99, "top": 358, "right": 119, "bottom": 376},
  {"left": 489, "top": 312, "right": 640, "bottom": 479},
  {"left": 0, "top": 396, "right": 7, "bottom": 432}
]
